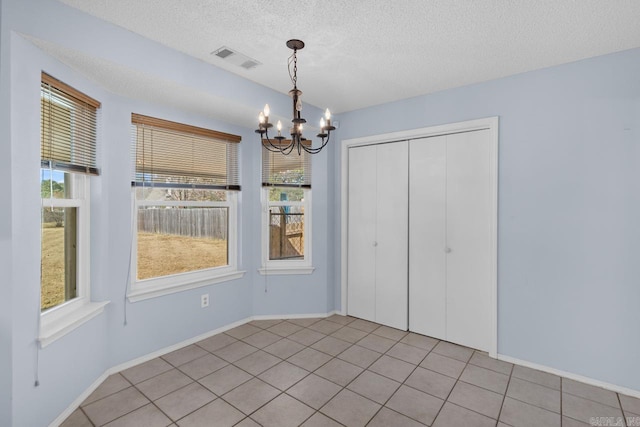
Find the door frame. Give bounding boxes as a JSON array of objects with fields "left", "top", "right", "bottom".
[{"left": 341, "top": 116, "right": 499, "bottom": 358}]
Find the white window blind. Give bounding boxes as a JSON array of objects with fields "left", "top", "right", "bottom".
[
  {"left": 262, "top": 141, "right": 312, "bottom": 188},
  {"left": 41, "top": 73, "right": 100, "bottom": 175},
  {"left": 131, "top": 114, "right": 241, "bottom": 190}
]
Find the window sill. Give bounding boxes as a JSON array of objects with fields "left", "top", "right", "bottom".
[
  {"left": 39, "top": 301, "right": 110, "bottom": 348},
  {"left": 258, "top": 266, "right": 315, "bottom": 275},
  {"left": 128, "top": 270, "right": 246, "bottom": 302}
]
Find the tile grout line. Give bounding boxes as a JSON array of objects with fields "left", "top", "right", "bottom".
[
  {"left": 449, "top": 349, "right": 513, "bottom": 423},
  {"left": 212, "top": 319, "right": 350, "bottom": 426},
  {"left": 317, "top": 327, "right": 407, "bottom": 426},
  {"left": 147, "top": 322, "right": 291, "bottom": 425},
  {"left": 82, "top": 371, "right": 145, "bottom": 426},
  {"left": 428, "top": 345, "right": 476, "bottom": 426},
  {"left": 560, "top": 376, "right": 563, "bottom": 426},
  {"left": 296, "top": 321, "right": 422, "bottom": 425},
  {"left": 196, "top": 319, "right": 313, "bottom": 426},
  {"left": 495, "top": 358, "right": 515, "bottom": 427},
  {"left": 363, "top": 335, "right": 437, "bottom": 426},
  {"left": 139, "top": 379, "right": 212, "bottom": 425},
  {"left": 77, "top": 406, "right": 95, "bottom": 427},
  {"left": 348, "top": 338, "right": 412, "bottom": 425},
  {"left": 616, "top": 391, "right": 627, "bottom": 427},
  {"left": 231, "top": 317, "right": 357, "bottom": 426},
  {"left": 395, "top": 345, "right": 515, "bottom": 422},
  {"left": 121, "top": 362, "right": 179, "bottom": 425}
]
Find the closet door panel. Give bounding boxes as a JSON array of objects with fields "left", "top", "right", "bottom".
[
  {"left": 375, "top": 141, "right": 409, "bottom": 330},
  {"left": 445, "top": 130, "right": 492, "bottom": 351},
  {"left": 347, "top": 145, "right": 377, "bottom": 322},
  {"left": 408, "top": 136, "right": 447, "bottom": 339}
]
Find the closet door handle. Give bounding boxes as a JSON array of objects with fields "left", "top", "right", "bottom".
[
  {"left": 373, "top": 241, "right": 378, "bottom": 247},
  {"left": 445, "top": 247, "right": 452, "bottom": 253}
]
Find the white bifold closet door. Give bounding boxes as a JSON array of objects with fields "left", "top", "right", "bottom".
[
  {"left": 348, "top": 142, "right": 408, "bottom": 330},
  {"left": 408, "top": 135, "right": 447, "bottom": 339},
  {"left": 409, "top": 130, "right": 492, "bottom": 352}
]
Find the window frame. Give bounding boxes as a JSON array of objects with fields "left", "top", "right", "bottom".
[
  {"left": 39, "top": 171, "right": 108, "bottom": 347},
  {"left": 38, "top": 73, "right": 107, "bottom": 348},
  {"left": 128, "top": 114, "right": 244, "bottom": 302},
  {"left": 259, "top": 187, "right": 314, "bottom": 275},
  {"left": 128, "top": 190, "right": 242, "bottom": 301}
]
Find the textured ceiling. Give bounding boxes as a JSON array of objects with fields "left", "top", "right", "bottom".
[{"left": 59, "top": 0, "right": 640, "bottom": 114}]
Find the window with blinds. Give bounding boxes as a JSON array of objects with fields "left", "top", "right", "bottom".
[
  {"left": 39, "top": 73, "right": 100, "bottom": 335},
  {"left": 262, "top": 141, "right": 312, "bottom": 188},
  {"left": 41, "top": 73, "right": 100, "bottom": 175},
  {"left": 131, "top": 114, "right": 241, "bottom": 190}
]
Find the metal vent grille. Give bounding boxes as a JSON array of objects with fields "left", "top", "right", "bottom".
[
  {"left": 211, "top": 46, "right": 261, "bottom": 70},
  {"left": 241, "top": 60, "right": 259, "bottom": 70},
  {"left": 215, "top": 48, "right": 234, "bottom": 59}
]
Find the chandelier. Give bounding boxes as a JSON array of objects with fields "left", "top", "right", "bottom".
[{"left": 255, "top": 39, "right": 335, "bottom": 155}]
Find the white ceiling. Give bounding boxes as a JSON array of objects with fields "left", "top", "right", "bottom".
[{"left": 59, "top": 0, "right": 640, "bottom": 114}]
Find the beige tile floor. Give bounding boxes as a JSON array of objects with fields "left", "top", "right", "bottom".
[{"left": 61, "top": 315, "right": 640, "bottom": 426}]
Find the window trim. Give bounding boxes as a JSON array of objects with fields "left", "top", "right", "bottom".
[
  {"left": 39, "top": 173, "right": 108, "bottom": 347},
  {"left": 259, "top": 187, "right": 314, "bottom": 275},
  {"left": 128, "top": 190, "right": 244, "bottom": 302}
]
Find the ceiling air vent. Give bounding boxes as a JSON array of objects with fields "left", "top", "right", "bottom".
[
  {"left": 211, "top": 46, "right": 261, "bottom": 70},
  {"left": 241, "top": 60, "right": 259, "bottom": 70},
  {"left": 215, "top": 48, "right": 234, "bottom": 59}
]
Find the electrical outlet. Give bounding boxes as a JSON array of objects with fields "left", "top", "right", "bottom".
[{"left": 201, "top": 294, "right": 209, "bottom": 308}]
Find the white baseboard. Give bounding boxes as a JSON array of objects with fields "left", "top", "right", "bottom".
[
  {"left": 49, "top": 371, "right": 110, "bottom": 427},
  {"left": 50, "top": 311, "right": 338, "bottom": 426},
  {"left": 497, "top": 354, "right": 640, "bottom": 400},
  {"left": 108, "top": 317, "right": 251, "bottom": 375},
  {"left": 49, "top": 316, "right": 252, "bottom": 427},
  {"left": 253, "top": 310, "right": 337, "bottom": 321}
]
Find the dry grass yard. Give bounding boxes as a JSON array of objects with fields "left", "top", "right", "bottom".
[
  {"left": 41, "top": 225, "right": 65, "bottom": 310},
  {"left": 136, "top": 232, "right": 227, "bottom": 280},
  {"left": 41, "top": 228, "right": 228, "bottom": 309}
]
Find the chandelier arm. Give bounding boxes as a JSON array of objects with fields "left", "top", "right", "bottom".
[
  {"left": 262, "top": 129, "right": 286, "bottom": 153},
  {"left": 262, "top": 143, "right": 284, "bottom": 153},
  {"left": 300, "top": 142, "right": 321, "bottom": 155},
  {"left": 317, "top": 132, "right": 332, "bottom": 151},
  {"left": 282, "top": 139, "right": 296, "bottom": 155},
  {"left": 301, "top": 131, "right": 331, "bottom": 154}
]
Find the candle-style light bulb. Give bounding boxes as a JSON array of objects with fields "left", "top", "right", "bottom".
[
  {"left": 320, "top": 118, "right": 325, "bottom": 129},
  {"left": 258, "top": 111, "right": 265, "bottom": 124},
  {"left": 298, "top": 124, "right": 304, "bottom": 133},
  {"left": 324, "top": 108, "right": 331, "bottom": 120},
  {"left": 263, "top": 104, "right": 270, "bottom": 118},
  {"left": 277, "top": 120, "right": 282, "bottom": 136}
]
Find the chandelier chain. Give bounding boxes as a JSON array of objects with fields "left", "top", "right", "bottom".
[
  {"left": 293, "top": 50, "right": 298, "bottom": 88},
  {"left": 255, "top": 39, "right": 335, "bottom": 156}
]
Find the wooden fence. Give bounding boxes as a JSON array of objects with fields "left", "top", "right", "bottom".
[
  {"left": 138, "top": 208, "right": 227, "bottom": 240},
  {"left": 269, "top": 211, "right": 304, "bottom": 259}
]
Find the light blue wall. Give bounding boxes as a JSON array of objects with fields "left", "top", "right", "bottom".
[
  {"left": 2, "top": 0, "right": 333, "bottom": 425},
  {"left": 10, "top": 34, "right": 111, "bottom": 427},
  {"left": 250, "top": 141, "right": 333, "bottom": 317},
  {"left": 0, "top": 0, "right": 14, "bottom": 423},
  {"left": 335, "top": 48, "right": 640, "bottom": 392}
]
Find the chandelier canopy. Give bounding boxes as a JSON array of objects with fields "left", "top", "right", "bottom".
[{"left": 256, "top": 39, "right": 335, "bottom": 155}]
